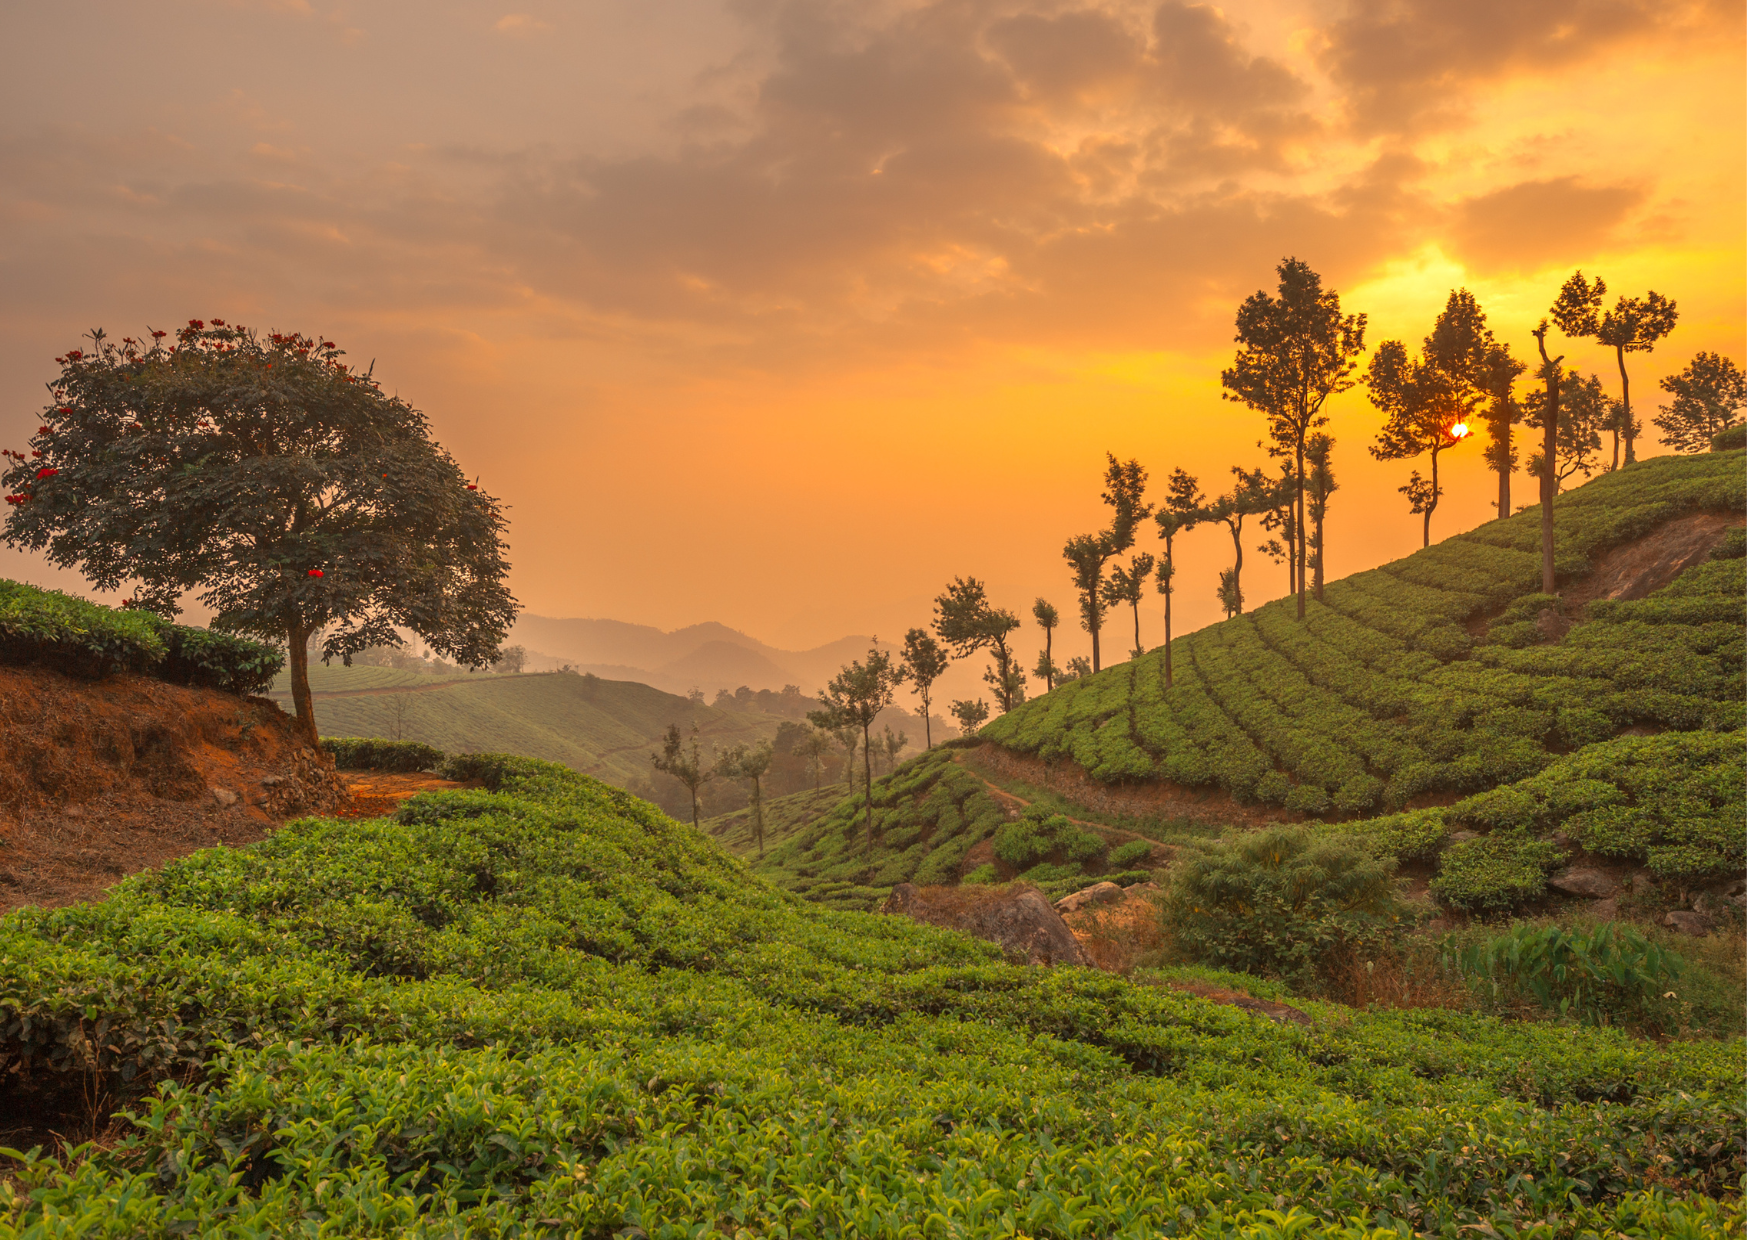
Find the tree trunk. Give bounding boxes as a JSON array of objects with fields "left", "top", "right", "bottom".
[
  {"left": 1535, "top": 331, "right": 1562, "bottom": 594},
  {"left": 1229, "top": 522, "right": 1244, "bottom": 608},
  {"left": 1043, "top": 627, "right": 1053, "bottom": 692},
  {"left": 861, "top": 722, "right": 875, "bottom": 853},
  {"left": 287, "top": 622, "right": 319, "bottom": 745},
  {"left": 1312, "top": 512, "right": 1325, "bottom": 601},
  {"left": 921, "top": 688, "right": 932, "bottom": 749},
  {"left": 1163, "top": 542, "right": 1173, "bottom": 687},
  {"left": 1496, "top": 419, "right": 1512, "bottom": 519},
  {"left": 1423, "top": 448, "right": 1440, "bottom": 548},
  {"left": 1294, "top": 437, "right": 1307, "bottom": 621},
  {"left": 1617, "top": 344, "right": 1634, "bottom": 465},
  {"left": 1130, "top": 600, "right": 1141, "bottom": 657},
  {"left": 1088, "top": 600, "right": 1101, "bottom": 674}
]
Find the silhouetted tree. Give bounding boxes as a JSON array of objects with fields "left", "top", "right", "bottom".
[
  {"left": 1551, "top": 271, "right": 1678, "bottom": 467},
  {"left": 651, "top": 722, "right": 714, "bottom": 830},
  {"left": 0, "top": 322, "right": 519, "bottom": 744},
  {"left": 796, "top": 727, "right": 832, "bottom": 790},
  {"left": 899, "top": 627, "right": 949, "bottom": 748},
  {"left": 1151, "top": 467, "right": 1202, "bottom": 686},
  {"left": 1062, "top": 454, "right": 1150, "bottom": 671},
  {"left": 1221, "top": 258, "right": 1367, "bottom": 621},
  {"left": 1101, "top": 553, "right": 1155, "bottom": 659},
  {"left": 493, "top": 644, "right": 526, "bottom": 674},
  {"left": 1367, "top": 337, "right": 1476, "bottom": 547},
  {"left": 808, "top": 646, "right": 906, "bottom": 853},
  {"left": 880, "top": 725, "right": 908, "bottom": 774},
  {"left": 1031, "top": 598, "right": 1061, "bottom": 691},
  {"left": 1061, "top": 656, "right": 1091, "bottom": 682},
  {"left": 1530, "top": 321, "right": 1565, "bottom": 593},
  {"left": 1305, "top": 433, "right": 1337, "bottom": 600},
  {"left": 1201, "top": 467, "right": 1280, "bottom": 618},
  {"left": 715, "top": 740, "right": 775, "bottom": 857},
  {"left": 1256, "top": 460, "right": 1298, "bottom": 598},
  {"left": 1525, "top": 370, "right": 1608, "bottom": 492},
  {"left": 949, "top": 698, "right": 990, "bottom": 735},
  {"left": 934, "top": 576, "right": 1025, "bottom": 713},
  {"left": 1655, "top": 353, "right": 1747, "bottom": 453}
]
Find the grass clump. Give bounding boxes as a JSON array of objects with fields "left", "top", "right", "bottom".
[{"left": 320, "top": 737, "right": 448, "bottom": 772}]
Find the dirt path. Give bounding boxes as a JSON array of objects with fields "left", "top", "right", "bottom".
[
  {"left": 960, "top": 744, "right": 1274, "bottom": 831},
  {"left": 337, "top": 772, "right": 483, "bottom": 818}
]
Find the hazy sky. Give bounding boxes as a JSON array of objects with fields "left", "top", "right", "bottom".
[{"left": 1, "top": 0, "right": 1742, "bottom": 663}]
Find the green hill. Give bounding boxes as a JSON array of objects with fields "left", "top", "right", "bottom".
[
  {"left": 3, "top": 753, "right": 1740, "bottom": 1234},
  {"left": 729, "top": 452, "right": 1746, "bottom": 911}
]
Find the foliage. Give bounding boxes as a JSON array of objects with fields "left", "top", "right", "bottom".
[
  {"left": 948, "top": 697, "right": 989, "bottom": 736},
  {"left": 1656, "top": 352, "right": 1747, "bottom": 453},
  {"left": 320, "top": 737, "right": 447, "bottom": 772},
  {"left": 809, "top": 644, "right": 907, "bottom": 852},
  {"left": 1551, "top": 270, "right": 1679, "bottom": 466},
  {"left": 651, "top": 722, "right": 713, "bottom": 829},
  {"left": 0, "top": 323, "right": 518, "bottom": 742},
  {"left": 1062, "top": 454, "right": 1151, "bottom": 672},
  {"left": 1430, "top": 833, "right": 1566, "bottom": 912},
  {"left": 0, "top": 753, "right": 1741, "bottom": 1236},
  {"left": 898, "top": 627, "right": 949, "bottom": 746},
  {"left": 1157, "top": 826, "right": 1408, "bottom": 985},
  {"left": 933, "top": 576, "right": 1024, "bottom": 712},
  {"left": 1445, "top": 922, "right": 1685, "bottom": 1031},
  {"left": 0, "top": 577, "right": 283, "bottom": 693}
]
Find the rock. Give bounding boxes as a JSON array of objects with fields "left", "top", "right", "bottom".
[
  {"left": 1691, "top": 892, "right": 1724, "bottom": 916},
  {"left": 1726, "top": 878, "right": 1746, "bottom": 898},
  {"left": 883, "top": 882, "right": 1089, "bottom": 967},
  {"left": 260, "top": 775, "right": 287, "bottom": 788},
  {"left": 1055, "top": 881, "right": 1125, "bottom": 914},
  {"left": 1547, "top": 866, "right": 1616, "bottom": 898},
  {"left": 1123, "top": 881, "right": 1160, "bottom": 899},
  {"left": 211, "top": 787, "right": 239, "bottom": 807},
  {"left": 1661, "top": 910, "right": 1715, "bottom": 936}
]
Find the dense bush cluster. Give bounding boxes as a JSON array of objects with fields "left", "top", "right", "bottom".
[
  {"left": 1, "top": 755, "right": 1741, "bottom": 1235},
  {"left": 984, "top": 452, "right": 1745, "bottom": 909},
  {"left": 0, "top": 578, "right": 283, "bottom": 694},
  {"left": 1158, "top": 827, "right": 1407, "bottom": 986},
  {"left": 321, "top": 737, "right": 449, "bottom": 772}
]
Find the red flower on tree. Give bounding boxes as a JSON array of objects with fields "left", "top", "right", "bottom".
[{"left": 307, "top": 569, "right": 324, "bottom": 578}]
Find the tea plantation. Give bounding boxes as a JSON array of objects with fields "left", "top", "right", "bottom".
[
  {"left": 3, "top": 754, "right": 1743, "bottom": 1236},
  {"left": 982, "top": 451, "right": 1746, "bottom": 911}
]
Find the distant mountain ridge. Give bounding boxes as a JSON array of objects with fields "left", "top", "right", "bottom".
[{"left": 510, "top": 615, "right": 889, "bottom": 696}]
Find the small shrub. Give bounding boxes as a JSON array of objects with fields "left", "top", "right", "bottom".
[
  {"left": 1710, "top": 421, "right": 1746, "bottom": 451},
  {"left": 961, "top": 863, "right": 999, "bottom": 885},
  {"left": 1157, "top": 826, "right": 1407, "bottom": 986},
  {"left": 1332, "top": 774, "right": 1382, "bottom": 816},
  {"left": 1429, "top": 833, "right": 1564, "bottom": 911},
  {"left": 323, "top": 737, "right": 448, "bottom": 772},
  {"left": 1057, "top": 826, "right": 1106, "bottom": 863},
  {"left": 1107, "top": 840, "right": 1154, "bottom": 869},
  {"left": 1284, "top": 783, "right": 1330, "bottom": 815},
  {"left": 0, "top": 578, "right": 165, "bottom": 677},
  {"left": 152, "top": 620, "right": 284, "bottom": 695},
  {"left": 991, "top": 819, "right": 1050, "bottom": 867}
]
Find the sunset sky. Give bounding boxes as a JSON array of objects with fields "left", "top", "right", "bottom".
[{"left": 1, "top": 0, "right": 1742, "bottom": 676}]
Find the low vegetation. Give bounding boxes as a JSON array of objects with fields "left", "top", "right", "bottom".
[
  {"left": 0, "top": 578, "right": 282, "bottom": 694},
  {"left": 2, "top": 754, "right": 1742, "bottom": 1235}
]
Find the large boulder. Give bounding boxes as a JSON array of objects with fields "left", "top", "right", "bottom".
[
  {"left": 1054, "top": 881, "right": 1125, "bottom": 915},
  {"left": 1662, "top": 909, "right": 1715, "bottom": 936},
  {"left": 883, "top": 883, "right": 1089, "bottom": 967},
  {"left": 1547, "top": 866, "right": 1616, "bottom": 898}
]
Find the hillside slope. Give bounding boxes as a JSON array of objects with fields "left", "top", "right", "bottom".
[
  {"left": 2, "top": 753, "right": 1739, "bottom": 1234},
  {"left": 730, "top": 452, "right": 1746, "bottom": 911}
]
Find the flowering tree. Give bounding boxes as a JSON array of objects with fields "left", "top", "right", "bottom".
[{"left": 1, "top": 321, "right": 517, "bottom": 742}]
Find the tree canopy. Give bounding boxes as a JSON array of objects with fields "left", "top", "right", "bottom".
[
  {"left": 1551, "top": 271, "right": 1678, "bottom": 466},
  {"left": 1655, "top": 352, "right": 1746, "bottom": 453},
  {"left": 933, "top": 576, "right": 1024, "bottom": 713},
  {"left": 0, "top": 321, "right": 516, "bottom": 742},
  {"left": 808, "top": 646, "right": 906, "bottom": 852},
  {"left": 899, "top": 627, "right": 950, "bottom": 748}
]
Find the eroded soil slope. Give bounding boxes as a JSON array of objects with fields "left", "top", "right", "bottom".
[{"left": 0, "top": 666, "right": 348, "bottom": 913}]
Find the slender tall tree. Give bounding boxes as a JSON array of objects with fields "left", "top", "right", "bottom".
[
  {"left": 1152, "top": 467, "right": 1202, "bottom": 686},
  {"left": 714, "top": 740, "right": 774, "bottom": 857},
  {"left": 1256, "top": 460, "right": 1298, "bottom": 597},
  {"left": 949, "top": 698, "right": 990, "bottom": 735},
  {"left": 1530, "top": 322, "right": 1564, "bottom": 593},
  {"left": 1304, "top": 433, "right": 1337, "bottom": 600},
  {"left": 1525, "top": 371, "right": 1608, "bottom": 492},
  {"left": 1366, "top": 338, "right": 1476, "bottom": 547},
  {"left": 1201, "top": 467, "right": 1280, "bottom": 619},
  {"left": 1031, "top": 598, "right": 1061, "bottom": 691},
  {"left": 1550, "top": 271, "right": 1678, "bottom": 466},
  {"left": 808, "top": 645, "right": 906, "bottom": 853},
  {"left": 651, "top": 723, "right": 714, "bottom": 830},
  {"left": 1100, "top": 553, "right": 1156, "bottom": 659},
  {"left": 1654, "top": 353, "right": 1747, "bottom": 453},
  {"left": 899, "top": 627, "right": 949, "bottom": 748},
  {"left": 1061, "top": 454, "right": 1150, "bottom": 672},
  {"left": 1220, "top": 258, "right": 1367, "bottom": 622},
  {"left": 933, "top": 576, "right": 1025, "bottom": 712},
  {"left": 1419, "top": 289, "right": 1523, "bottom": 521}
]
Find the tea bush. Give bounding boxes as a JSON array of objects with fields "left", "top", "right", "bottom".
[
  {"left": 0, "top": 755, "right": 1741, "bottom": 1236},
  {"left": 0, "top": 577, "right": 283, "bottom": 694},
  {"left": 321, "top": 736, "right": 449, "bottom": 773}
]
